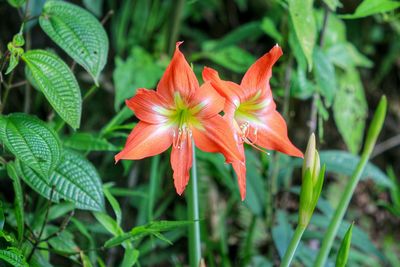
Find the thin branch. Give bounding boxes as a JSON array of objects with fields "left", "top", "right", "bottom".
[
  {"left": 101, "top": 10, "right": 114, "bottom": 25},
  {"left": 39, "top": 210, "right": 75, "bottom": 243}
]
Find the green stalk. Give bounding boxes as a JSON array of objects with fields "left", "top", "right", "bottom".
[
  {"left": 280, "top": 226, "right": 306, "bottom": 267},
  {"left": 148, "top": 155, "right": 160, "bottom": 221},
  {"left": 188, "top": 142, "right": 201, "bottom": 267},
  {"left": 313, "top": 96, "right": 387, "bottom": 267}
]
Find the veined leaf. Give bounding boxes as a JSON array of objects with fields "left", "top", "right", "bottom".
[
  {"left": 0, "top": 248, "right": 29, "bottom": 267},
  {"left": 16, "top": 150, "right": 104, "bottom": 211},
  {"left": 39, "top": 0, "right": 109, "bottom": 85},
  {"left": 22, "top": 50, "right": 82, "bottom": 129},
  {"left": 0, "top": 113, "right": 61, "bottom": 178},
  {"left": 63, "top": 132, "right": 118, "bottom": 152},
  {"left": 289, "top": 0, "right": 316, "bottom": 70}
]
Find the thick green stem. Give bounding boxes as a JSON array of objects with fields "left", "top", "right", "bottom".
[
  {"left": 187, "top": 142, "right": 201, "bottom": 267},
  {"left": 313, "top": 96, "right": 387, "bottom": 267},
  {"left": 280, "top": 226, "right": 306, "bottom": 267}
]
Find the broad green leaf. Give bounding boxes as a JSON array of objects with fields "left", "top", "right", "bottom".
[
  {"left": 22, "top": 50, "right": 82, "bottom": 129},
  {"left": 292, "top": 150, "right": 394, "bottom": 188},
  {"left": 63, "top": 133, "right": 118, "bottom": 152},
  {"left": 39, "top": 1, "right": 109, "bottom": 84},
  {"left": 289, "top": 0, "right": 316, "bottom": 70},
  {"left": 7, "top": 163, "right": 24, "bottom": 242},
  {"left": 17, "top": 150, "right": 104, "bottom": 211},
  {"left": 0, "top": 248, "right": 29, "bottom": 267},
  {"left": 333, "top": 69, "right": 367, "bottom": 153},
  {"left": 336, "top": 223, "right": 354, "bottom": 267},
  {"left": 201, "top": 46, "right": 255, "bottom": 73},
  {"left": 340, "top": 0, "right": 400, "bottom": 19},
  {"left": 7, "top": 0, "right": 25, "bottom": 8},
  {"left": 327, "top": 43, "right": 373, "bottom": 70},
  {"left": 313, "top": 47, "right": 336, "bottom": 106},
  {"left": 113, "top": 47, "right": 163, "bottom": 110},
  {"left": 0, "top": 113, "right": 61, "bottom": 178}
]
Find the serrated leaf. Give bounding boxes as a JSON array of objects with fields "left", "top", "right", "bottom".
[
  {"left": 39, "top": 0, "right": 109, "bottom": 85},
  {"left": 0, "top": 113, "right": 61, "bottom": 178},
  {"left": 22, "top": 50, "right": 82, "bottom": 129},
  {"left": 333, "top": 69, "right": 367, "bottom": 153},
  {"left": 17, "top": 149, "right": 104, "bottom": 211},
  {"left": 0, "top": 248, "right": 29, "bottom": 267},
  {"left": 63, "top": 132, "right": 118, "bottom": 152},
  {"left": 340, "top": 0, "right": 400, "bottom": 19},
  {"left": 289, "top": 0, "right": 316, "bottom": 70}
]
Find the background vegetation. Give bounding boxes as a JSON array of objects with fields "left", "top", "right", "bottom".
[{"left": 0, "top": 0, "right": 399, "bottom": 266}]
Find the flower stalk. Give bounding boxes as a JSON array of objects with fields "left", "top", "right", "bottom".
[{"left": 280, "top": 133, "right": 325, "bottom": 267}]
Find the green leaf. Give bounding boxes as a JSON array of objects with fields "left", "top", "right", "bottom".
[
  {"left": 6, "top": 163, "right": 24, "bottom": 242},
  {"left": 336, "top": 223, "right": 354, "bottom": 267},
  {"left": 0, "top": 248, "right": 29, "bottom": 267},
  {"left": 333, "top": 69, "right": 367, "bottom": 153},
  {"left": 0, "top": 113, "right": 61, "bottom": 178},
  {"left": 340, "top": 0, "right": 400, "bottom": 19},
  {"left": 313, "top": 47, "right": 337, "bottom": 107},
  {"left": 7, "top": 0, "right": 25, "bottom": 8},
  {"left": 322, "top": 0, "right": 341, "bottom": 11},
  {"left": 63, "top": 132, "right": 118, "bottom": 152},
  {"left": 104, "top": 220, "right": 192, "bottom": 248},
  {"left": 83, "top": 0, "right": 103, "bottom": 18},
  {"left": 80, "top": 251, "right": 94, "bottom": 267},
  {"left": 17, "top": 149, "right": 104, "bottom": 211},
  {"left": 0, "top": 201, "right": 4, "bottom": 230},
  {"left": 93, "top": 212, "right": 123, "bottom": 236},
  {"left": 261, "top": 17, "right": 283, "bottom": 43},
  {"left": 113, "top": 46, "right": 163, "bottom": 110},
  {"left": 120, "top": 249, "right": 139, "bottom": 267},
  {"left": 39, "top": 0, "right": 109, "bottom": 84},
  {"left": 327, "top": 43, "right": 373, "bottom": 70},
  {"left": 289, "top": 0, "right": 316, "bottom": 70},
  {"left": 103, "top": 184, "right": 122, "bottom": 226},
  {"left": 22, "top": 50, "right": 82, "bottom": 129},
  {"left": 201, "top": 46, "right": 256, "bottom": 73},
  {"left": 272, "top": 211, "right": 294, "bottom": 258}
]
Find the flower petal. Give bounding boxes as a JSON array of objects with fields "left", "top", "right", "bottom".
[
  {"left": 171, "top": 132, "right": 192, "bottom": 195},
  {"left": 115, "top": 122, "right": 172, "bottom": 161},
  {"left": 192, "top": 116, "right": 243, "bottom": 163},
  {"left": 190, "top": 82, "right": 225, "bottom": 119},
  {"left": 202, "top": 67, "right": 242, "bottom": 106},
  {"left": 249, "top": 110, "right": 303, "bottom": 158},
  {"left": 232, "top": 144, "right": 247, "bottom": 200},
  {"left": 240, "top": 45, "right": 283, "bottom": 97},
  {"left": 157, "top": 42, "right": 199, "bottom": 103},
  {"left": 126, "top": 89, "right": 170, "bottom": 124}
]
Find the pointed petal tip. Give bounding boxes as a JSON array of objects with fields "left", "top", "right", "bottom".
[{"left": 176, "top": 41, "right": 184, "bottom": 48}]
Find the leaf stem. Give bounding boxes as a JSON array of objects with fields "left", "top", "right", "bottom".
[
  {"left": 313, "top": 96, "right": 387, "bottom": 267},
  {"left": 187, "top": 141, "right": 201, "bottom": 267},
  {"left": 280, "top": 226, "right": 306, "bottom": 267}
]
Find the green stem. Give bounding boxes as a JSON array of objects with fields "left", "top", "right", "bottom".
[
  {"left": 313, "top": 96, "right": 387, "bottom": 267},
  {"left": 188, "top": 142, "right": 201, "bottom": 267},
  {"left": 280, "top": 226, "right": 306, "bottom": 267},
  {"left": 148, "top": 155, "right": 160, "bottom": 221}
]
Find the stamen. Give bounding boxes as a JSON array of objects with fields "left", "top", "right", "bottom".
[
  {"left": 172, "top": 125, "right": 192, "bottom": 149},
  {"left": 239, "top": 122, "right": 270, "bottom": 155}
]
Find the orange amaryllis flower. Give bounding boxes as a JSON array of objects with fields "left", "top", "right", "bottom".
[
  {"left": 115, "top": 42, "right": 243, "bottom": 195},
  {"left": 203, "top": 45, "right": 303, "bottom": 200}
]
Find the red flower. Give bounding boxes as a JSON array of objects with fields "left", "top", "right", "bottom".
[
  {"left": 203, "top": 45, "right": 303, "bottom": 200},
  {"left": 115, "top": 42, "right": 243, "bottom": 195}
]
